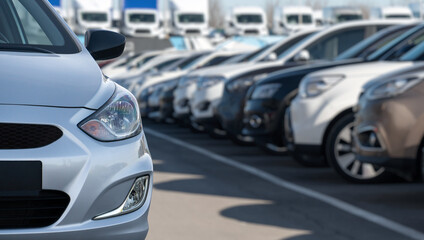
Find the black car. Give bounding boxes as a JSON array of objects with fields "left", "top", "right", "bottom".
[{"left": 217, "top": 24, "right": 416, "bottom": 152}]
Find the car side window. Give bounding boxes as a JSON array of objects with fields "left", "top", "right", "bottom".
[
  {"left": 306, "top": 27, "right": 366, "bottom": 60},
  {"left": 274, "top": 32, "right": 312, "bottom": 56},
  {"left": 11, "top": 0, "right": 52, "bottom": 45}
]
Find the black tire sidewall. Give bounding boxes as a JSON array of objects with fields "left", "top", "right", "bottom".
[{"left": 325, "top": 113, "right": 388, "bottom": 183}]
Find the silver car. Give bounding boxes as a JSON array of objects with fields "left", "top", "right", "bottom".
[{"left": 0, "top": 0, "right": 152, "bottom": 239}]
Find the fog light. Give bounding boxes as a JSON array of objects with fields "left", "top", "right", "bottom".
[
  {"left": 369, "top": 132, "right": 377, "bottom": 147},
  {"left": 358, "top": 129, "right": 382, "bottom": 149},
  {"left": 94, "top": 176, "right": 150, "bottom": 220},
  {"left": 249, "top": 115, "right": 262, "bottom": 129}
]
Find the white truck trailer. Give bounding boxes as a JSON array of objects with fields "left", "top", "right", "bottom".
[
  {"left": 323, "top": 7, "right": 363, "bottom": 25},
  {"left": 168, "top": 0, "right": 209, "bottom": 36},
  {"left": 273, "top": 6, "right": 316, "bottom": 35},
  {"left": 120, "top": 0, "right": 164, "bottom": 38},
  {"left": 71, "top": 0, "right": 115, "bottom": 35},
  {"left": 371, "top": 7, "right": 413, "bottom": 20},
  {"left": 225, "top": 6, "right": 268, "bottom": 36}
]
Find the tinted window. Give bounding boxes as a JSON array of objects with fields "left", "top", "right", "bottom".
[
  {"left": 400, "top": 41, "right": 424, "bottom": 61},
  {"left": 278, "top": 31, "right": 319, "bottom": 59},
  {"left": 129, "top": 13, "right": 155, "bottom": 23},
  {"left": 287, "top": 15, "right": 299, "bottom": 24},
  {"left": 367, "top": 25, "right": 424, "bottom": 61},
  {"left": 306, "top": 28, "right": 365, "bottom": 60},
  {"left": 336, "top": 25, "right": 412, "bottom": 60},
  {"left": 178, "top": 14, "right": 204, "bottom": 23},
  {"left": 384, "top": 33, "right": 424, "bottom": 60},
  {"left": 337, "top": 14, "right": 363, "bottom": 22},
  {"left": 203, "top": 56, "right": 233, "bottom": 67},
  {"left": 0, "top": 0, "right": 79, "bottom": 54},
  {"left": 236, "top": 14, "right": 263, "bottom": 24},
  {"left": 155, "top": 58, "right": 181, "bottom": 71},
  {"left": 386, "top": 15, "right": 411, "bottom": 19},
  {"left": 302, "top": 15, "right": 313, "bottom": 23},
  {"left": 82, "top": 12, "right": 108, "bottom": 22},
  {"left": 273, "top": 31, "right": 315, "bottom": 56}
]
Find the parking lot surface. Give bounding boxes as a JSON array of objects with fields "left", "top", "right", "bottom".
[{"left": 144, "top": 120, "right": 424, "bottom": 240}]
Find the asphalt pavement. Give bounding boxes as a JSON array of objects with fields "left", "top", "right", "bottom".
[{"left": 144, "top": 119, "right": 424, "bottom": 240}]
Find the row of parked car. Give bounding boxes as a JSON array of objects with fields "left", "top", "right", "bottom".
[{"left": 102, "top": 19, "right": 424, "bottom": 183}]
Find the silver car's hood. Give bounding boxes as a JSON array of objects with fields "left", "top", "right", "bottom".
[{"left": 0, "top": 51, "right": 115, "bottom": 109}]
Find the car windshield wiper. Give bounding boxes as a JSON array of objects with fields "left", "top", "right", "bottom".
[{"left": 0, "top": 45, "right": 55, "bottom": 54}]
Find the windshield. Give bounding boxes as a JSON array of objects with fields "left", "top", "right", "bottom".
[
  {"left": 247, "top": 43, "right": 277, "bottom": 62},
  {"left": 400, "top": 40, "right": 424, "bottom": 61},
  {"left": 287, "top": 14, "right": 313, "bottom": 24},
  {"left": 367, "top": 25, "right": 424, "bottom": 61},
  {"left": 386, "top": 15, "right": 411, "bottom": 19},
  {"left": 0, "top": 0, "right": 79, "bottom": 54},
  {"left": 129, "top": 13, "right": 156, "bottom": 23},
  {"left": 178, "top": 53, "right": 209, "bottom": 70},
  {"left": 220, "top": 54, "right": 245, "bottom": 64},
  {"left": 135, "top": 55, "right": 157, "bottom": 68},
  {"left": 337, "top": 14, "right": 362, "bottom": 22},
  {"left": 178, "top": 14, "right": 204, "bottom": 23},
  {"left": 236, "top": 14, "right": 263, "bottom": 24},
  {"left": 81, "top": 12, "right": 108, "bottom": 22}
]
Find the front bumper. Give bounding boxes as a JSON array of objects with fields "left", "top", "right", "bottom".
[
  {"left": 0, "top": 105, "right": 153, "bottom": 240},
  {"left": 354, "top": 93, "right": 424, "bottom": 175},
  {"left": 242, "top": 98, "right": 285, "bottom": 146},
  {"left": 191, "top": 82, "right": 224, "bottom": 120},
  {"left": 173, "top": 84, "right": 196, "bottom": 117}
]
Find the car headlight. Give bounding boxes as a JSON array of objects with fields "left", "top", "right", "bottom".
[
  {"left": 178, "top": 76, "right": 198, "bottom": 87},
  {"left": 227, "top": 73, "right": 268, "bottom": 92},
  {"left": 299, "top": 75, "right": 345, "bottom": 98},
  {"left": 197, "top": 76, "right": 225, "bottom": 90},
  {"left": 251, "top": 83, "right": 282, "bottom": 99},
  {"left": 79, "top": 85, "right": 142, "bottom": 142},
  {"left": 366, "top": 77, "right": 422, "bottom": 100}
]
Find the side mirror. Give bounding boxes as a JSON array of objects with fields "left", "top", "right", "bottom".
[
  {"left": 279, "top": 21, "right": 285, "bottom": 28},
  {"left": 266, "top": 52, "right": 278, "bottom": 61},
  {"left": 294, "top": 50, "right": 310, "bottom": 62},
  {"left": 85, "top": 30, "right": 126, "bottom": 61}
]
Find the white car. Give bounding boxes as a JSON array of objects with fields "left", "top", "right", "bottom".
[
  {"left": 117, "top": 51, "right": 194, "bottom": 91},
  {"left": 102, "top": 50, "right": 164, "bottom": 79},
  {"left": 139, "top": 50, "right": 245, "bottom": 117},
  {"left": 190, "top": 20, "right": 400, "bottom": 134},
  {"left": 289, "top": 62, "right": 414, "bottom": 182},
  {"left": 0, "top": 0, "right": 152, "bottom": 239}
]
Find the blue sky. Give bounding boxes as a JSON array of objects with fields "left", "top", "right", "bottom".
[{"left": 221, "top": 0, "right": 415, "bottom": 13}]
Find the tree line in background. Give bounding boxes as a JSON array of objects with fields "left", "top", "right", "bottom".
[{"left": 208, "top": 0, "right": 421, "bottom": 29}]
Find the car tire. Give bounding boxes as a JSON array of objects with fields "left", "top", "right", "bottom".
[
  {"left": 189, "top": 118, "right": 205, "bottom": 133},
  {"left": 325, "top": 113, "right": 391, "bottom": 183},
  {"left": 228, "top": 133, "right": 255, "bottom": 146},
  {"left": 292, "top": 152, "right": 328, "bottom": 167},
  {"left": 257, "top": 142, "right": 288, "bottom": 155},
  {"left": 207, "top": 128, "right": 227, "bottom": 139}
]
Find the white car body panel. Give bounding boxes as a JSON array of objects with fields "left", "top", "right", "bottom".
[{"left": 290, "top": 61, "right": 414, "bottom": 145}]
